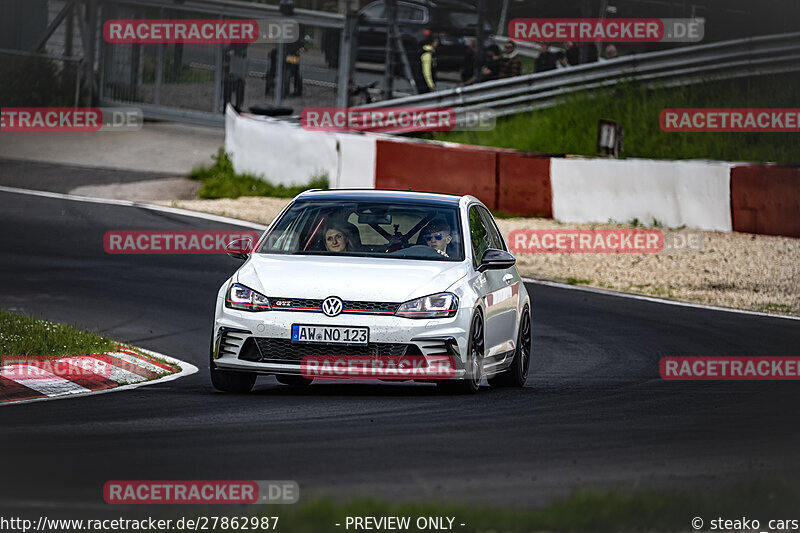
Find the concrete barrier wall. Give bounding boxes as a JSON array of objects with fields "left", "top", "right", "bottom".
[
  {"left": 551, "top": 157, "right": 733, "bottom": 231},
  {"left": 374, "top": 139, "right": 499, "bottom": 208},
  {"left": 731, "top": 165, "right": 800, "bottom": 237},
  {"left": 497, "top": 153, "right": 552, "bottom": 217},
  {"left": 225, "top": 110, "right": 799, "bottom": 238},
  {"left": 337, "top": 133, "right": 377, "bottom": 189},
  {"left": 225, "top": 107, "right": 376, "bottom": 188}
]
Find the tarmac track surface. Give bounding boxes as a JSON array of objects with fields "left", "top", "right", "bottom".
[{"left": 0, "top": 167, "right": 799, "bottom": 515}]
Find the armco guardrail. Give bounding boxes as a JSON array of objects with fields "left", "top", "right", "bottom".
[{"left": 363, "top": 32, "right": 800, "bottom": 119}]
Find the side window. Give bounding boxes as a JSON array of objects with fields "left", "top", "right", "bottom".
[
  {"left": 478, "top": 206, "right": 507, "bottom": 251},
  {"left": 469, "top": 206, "right": 491, "bottom": 267},
  {"left": 361, "top": 2, "right": 386, "bottom": 20},
  {"left": 398, "top": 4, "right": 426, "bottom": 21}
]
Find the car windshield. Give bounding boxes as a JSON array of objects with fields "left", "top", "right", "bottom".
[{"left": 257, "top": 200, "right": 464, "bottom": 262}]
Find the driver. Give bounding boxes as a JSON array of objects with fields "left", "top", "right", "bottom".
[
  {"left": 421, "top": 221, "right": 452, "bottom": 258},
  {"left": 323, "top": 222, "right": 356, "bottom": 252}
]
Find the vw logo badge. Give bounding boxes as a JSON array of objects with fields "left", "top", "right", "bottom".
[{"left": 321, "top": 296, "right": 343, "bottom": 317}]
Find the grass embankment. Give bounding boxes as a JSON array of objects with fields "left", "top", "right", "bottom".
[
  {"left": 424, "top": 74, "right": 800, "bottom": 164},
  {"left": 190, "top": 149, "right": 328, "bottom": 199},
  {"left": 250, "top": 480, "right": 800, "bottom": 533},
  {"left": 0, "top": 309, "right": 117, "bottom": 356}
]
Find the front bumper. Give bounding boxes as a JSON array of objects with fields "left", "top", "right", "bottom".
[{"left": 212, "top": 302, "right": 472, "bottom": 380}]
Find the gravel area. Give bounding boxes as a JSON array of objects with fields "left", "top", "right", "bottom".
[
  {"left": 163, "top": 197, "right": 800, "bottom": 317},
  {"left": 498, "top": 218, "right": 800, "bottom": 317},
  {"left": 163, "top": 197, "right": 291, "bottom": 226}
]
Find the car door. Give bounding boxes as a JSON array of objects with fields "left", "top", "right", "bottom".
[
  {"left": 397, "top": 2, "right": 427, "bottom": 47},
  {"left": 359, "top": 1, "right": 387, "bottom": 61},
  {"left": 467, "top": 205, "right": 508, "bottom": 358},
  {"left": 477, "top": 206, "right": 520, "bottom": 349}
]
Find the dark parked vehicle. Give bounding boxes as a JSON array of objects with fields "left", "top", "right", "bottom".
[{"left": 323, "top": 0, "right": 491, "bottom": 72}]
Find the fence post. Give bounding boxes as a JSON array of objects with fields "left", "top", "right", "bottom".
[
  {"left": 85, "top": 0, "right": 98, "bottom": 105},
  {"left": 382, "top": 0, "right": 396, "bottom": 100},
  {"left": 274, "top": 40, "right": 286, "bottom": 106},
  {"left": 154, "top": 7, "right": 165, "bottom": 105},
  {"left": 336, "top": 1, "right": 358, "bottom": 108},
  {"left": 474, "top": 0, "right": 487, "bottom": 83}
]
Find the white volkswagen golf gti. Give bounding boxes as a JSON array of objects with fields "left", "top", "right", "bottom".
[{"left": 210, "top": 189, "right": 531, "bottom": 394}]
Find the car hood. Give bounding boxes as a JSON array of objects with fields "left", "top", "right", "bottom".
[{"left": 236, "top": 254, "right": 468, "bottom": 303}]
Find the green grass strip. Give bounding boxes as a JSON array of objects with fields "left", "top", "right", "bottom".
[
  {"left": 423, "top": 75, "right": 799, "bottom": 164},
  {"left": 249, "top": 480, "right": 800, "bottom": 533},
  {"left": 0, "top": 309, "right": 118, "bottom": 356},
  {"left": 190, "top": 149, "right": 328, "bottom": 199}
]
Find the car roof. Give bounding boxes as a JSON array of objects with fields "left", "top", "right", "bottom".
[
  {"left": 428, "top": 0, "right": 477, "bottom": 11},
  {"left": 372, "top": 0, "right": 477, "bottom": 12},
  {"left": 296, "top": 189, "right": 464, "bottom": 207}
]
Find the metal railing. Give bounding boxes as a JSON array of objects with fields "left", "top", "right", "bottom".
[
  {"left": 94, "top": 0, "right": 347, "bottom": 126},
  {"left": 363, "top": 32, "right": 800, "bottom": 119},
  {"left": 100, "top": 0, "right": 344, "bottom": 28}
]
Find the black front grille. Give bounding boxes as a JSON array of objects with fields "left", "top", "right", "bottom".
[
  {"left": 249, "top": 338, "right": 420, "bottom": 362},
  {"left": 270, "top": 297, "right": 320, "bottom": 311},
  {"left": 269, "top": 297, "right": 399, "bottom": 315},
  {"left": 345, "top": 300, "right": 399, "bottom": 314}
]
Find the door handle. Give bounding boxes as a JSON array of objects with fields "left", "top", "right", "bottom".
[{"left": 502, "top": 274, "right": 514, "bottom": 284}]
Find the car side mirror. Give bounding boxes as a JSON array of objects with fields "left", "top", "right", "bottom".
[
  {"left": 225, "top": 238, "right": 253, "bottom": 260},
  {"left": 477, "top": 248, "right": 516, "bottom": 272}
]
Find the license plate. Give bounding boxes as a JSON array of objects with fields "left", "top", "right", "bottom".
[{"left": 291, "top": 325, "right": 369, "bottom": 345}]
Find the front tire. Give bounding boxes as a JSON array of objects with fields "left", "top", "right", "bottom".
[
  {"left": 438, "top": 312, "right": 484, "bottom": 394},
  {"left": 489, "top": 306, "right": 531, "bottom": 388},
  {"left": 210, "top": 366, "right": 256, "bottom": 393}
]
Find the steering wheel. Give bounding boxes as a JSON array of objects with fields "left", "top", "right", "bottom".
[{"left": 387, "top": 244, "right": 443, "bottom": 258}]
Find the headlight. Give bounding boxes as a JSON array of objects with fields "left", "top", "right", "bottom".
[
  {"left": 225, "top": 283, "right": 271, "bottom": 312},
  {"left": 395, "top": 292, "right": 458, "bottom": 319}
]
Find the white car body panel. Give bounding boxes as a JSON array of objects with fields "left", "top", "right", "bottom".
[
  {"left": 236, "top": 255, "right": 471, "bottom": 304},
  {"left": 210, "top": 190, "right": 531, "bottom": 385}
]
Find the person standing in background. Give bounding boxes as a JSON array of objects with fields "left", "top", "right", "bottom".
[
  {"left": 223, "top": 43, "right": 248, "bottom": 112},
  {"left": 479, "top": 44, "right": 503, "bottom": 82},
  {"left": 564, "top": 41, "right": 579, "bottom": 66},
  {"left": 534, "top": 43, "right": 557, "bottom": 72},
  {"left": 459, "top": 38, "right": 476, "bottom": 86},
  {"left": 416, "top": 37, "right": 439, "bottom": 93},
  {"left": 555, "top": 50, "right": 569, "bottom": 69},
  {"left": 285, "top": 36, "right": 310, "bottom": 97},
  {"left": 499, "top": 40, "right": 522, "bottom": 78}
]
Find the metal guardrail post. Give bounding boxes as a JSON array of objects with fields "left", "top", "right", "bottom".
[
  {"left": 274, "top": 40, "right": 286, "bottom": 106},
  {"left": 154, "top": 7, "right": 165, "bottom": 105},
  {"left": 335, "top": 6, "right": 357, "bottom": 108},
  {"left": 382, "top": 0, "right": 397, "bottom": 100},
  {"left": 497, "top": 0, "right": 509, "bottom": 36},
  {"left": 474, "top": 0, "right": 486, "bottom": 83},
  {"left": 85, "top": 0, "right": 99, "bottom": 105},
  {"left": 213, "top": 14, "right": 223, "bottom": 113},
  {"left": 75, "top": 58, "right": 83, "bottom": 107},
  {"left": 392, "top": 17, "right": 415, "bottom": 94}
]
